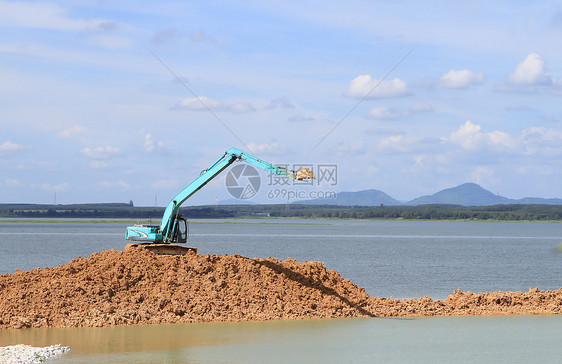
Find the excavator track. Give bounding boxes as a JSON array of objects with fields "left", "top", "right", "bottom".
[{"left": 126, "top": 243, "right": 197, "bottom": 255}]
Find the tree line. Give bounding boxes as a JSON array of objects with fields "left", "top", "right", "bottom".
[
  {"left": 0, "top": 203, "right": 234, "bottom": 219},
  {"left": 1, "top": 203, "right": 560, "bottom": 221}
]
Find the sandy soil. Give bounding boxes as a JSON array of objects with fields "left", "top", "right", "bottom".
[{"left": 0, "top": 247, "right": 560, "bottom": 329}]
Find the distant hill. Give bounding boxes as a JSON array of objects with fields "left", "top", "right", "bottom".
[
  {"left": 406, "top": 183, "right": 511, "bottom": 206},
  {"left": 297, "top": 183, "right": 562, "bottom": 207},
  {"left": 296, "top": 189, "right": 402, "bottom": 206},
  {"left": 517, "top": 197, "right": 562, "bottom": 205}
]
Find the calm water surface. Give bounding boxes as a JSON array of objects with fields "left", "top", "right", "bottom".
[
  {"left": 1, "top": 219, "right": 561, "bottom": 362},
  {"left": 1, "top": 316, "right": 561, "bottom": 363}
]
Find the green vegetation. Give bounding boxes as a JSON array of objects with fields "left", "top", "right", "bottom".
[
  {"left": 264, "top": 204, "right": 562, "bottom": 221},
  {"left": 0, "top": 203, "right": 233, "bottom": 219},
  {"left": 1, "top": 203, "right": 561, "bottom": 221}
]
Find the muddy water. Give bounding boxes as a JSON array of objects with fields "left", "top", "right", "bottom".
[{"left": 1, "top": 316, "right": 562, "bottom": 363}]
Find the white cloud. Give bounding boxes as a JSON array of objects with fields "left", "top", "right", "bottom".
[
  {"left": 471, "top": 166, "right": 499, "bottom": 185},
  {"left": 367, "top": 165, "right": 379, "bottom": 174},
  {"left": 177, "top": 96, "right": 220, "bottom": 110},
  {"left": 539, "top": 113, "right": 561, "bottom": 123},
  {"left": 80, "top": 146, "right": 122, "bottom": 160},
  {"left": 78, "top": 146, "right": 120, "bottom": 169},
  {"left": 333, "top": 141, "right": 365, "bottom": 156},
  {"left": 508, "top": 53, "right": 550, "bottom": 85},
  {"left": 117, "top": 181, "right": 130, "bottom": 189},
  {"left": 377, "top": 135, "right": 419, "bottom": 153},
  {"left": 520, "top": 127, "right": 562, "bottom": 156},
  {"left": 366, "top": 103, "right": 432, "bottom": 121},
  {"left": 89, "top": 160, "right": 110, "bottom": 169},
  {"left": 58, "top": 124, "right": 87, "bottom": 138},
  {"left": 288, "top": 115, "right": 315, "bottom": 122},
  {"left": 438, "top": 69, "right": 483, "bottom": 88},
  {"left": 175, "top": 97, "right": 255, "bottom": 114},
  {"left": 496, "top": 53, "right": 561, "bottom": 93},
  {"left": 152, "top": 179, "right": 181, "bottom": 190},
  {"left": 409, "top": 102, "right": 433, "bottom": 113},
  {"left": 0, "top": 1, "right": 110, "bottom": 31},
  {"left": 152, "top": 28, "right": 181, "bottom": 44},
  {"left": 418, "top": 69, "right": 483, "bottom": 89},
  {"left": 191, "top": 30, "right": 217, "bottom": 43},
  {"left": 345, "top": 75, "right": 410, "bottom": 99},
  {"left": 96, "top": 180, "right": 130, "bottom": 189},
  {"left": 35, "top": 182, "right": 71, "bottom": 192},
  {"left": 364, "top": 127, "right": 405, "bottom": 136},
  {"left": 5, "top": 178, "right": 20, "bottom": 187},
  {"left": 265, "top": 97, "right": 295, "bottom": 110},
  {"left": 445, "top": 120, "right": 515, "bottom": 152},
  {"left": 0, "top": 140, "right": 26, "bottom": 155},
  {"left": 97, "top": 21, "right": 120, "bottom": 32},
  {"left": 88, "top": 35, "right": 133, "bottom": 49},
  {"left": 229, "top": 103, "right": 255, "bottom": 114},
  {"left": 246, "top": 142, "right": 288, "bottom": 155},
  {"left": 140, "top": 130, "right": 167, "bottom": 154},
  {"left": 367, "top": 106, "right": 401, "bottom": 120},
  {"left": 443, "top": 120, "right": 562, "bottom": 158},
  {"left": 414, "top": 154, "right": 425, "bottom": 167}
]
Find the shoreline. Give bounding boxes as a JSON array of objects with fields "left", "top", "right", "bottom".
[{"left": 1, "top": 217, "right": 560, "bottom": 224}]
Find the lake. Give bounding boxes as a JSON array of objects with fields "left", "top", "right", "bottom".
[{"left": 1, "top": 219, "right": 561, "bottom": 362}]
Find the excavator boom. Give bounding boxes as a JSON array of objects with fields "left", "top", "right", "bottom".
[{"left": 125, "top": 147, "right": 315, "bottom": 252}]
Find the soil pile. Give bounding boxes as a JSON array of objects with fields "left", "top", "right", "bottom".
[{"left": 1, "top": 247, "right": 560, "bottom": 329}]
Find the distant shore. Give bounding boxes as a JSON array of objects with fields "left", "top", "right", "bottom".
[
  {"left": 1, "top": 217, "right": 561, "bottom": 224},
  {"left": 1, "top": 202, "right": 561, "bottom": 222}
]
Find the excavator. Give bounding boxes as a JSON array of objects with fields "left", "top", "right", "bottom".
[{"left": 125, "top": 147, "right": 315, "bottom": 254}]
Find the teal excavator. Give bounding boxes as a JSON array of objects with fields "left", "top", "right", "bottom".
[{"left": 125, "top": 147, "right": 315, "bottom": 254}]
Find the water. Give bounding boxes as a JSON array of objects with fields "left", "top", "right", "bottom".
[
  {"left": 1, "top": 316, "right": 561, "bottom": 363},
  {"left": 1, "top": 219, "right": 561, "bottom": 362},
  {"left": 1, "top": 220, "right": 561, "bottom": 299}
]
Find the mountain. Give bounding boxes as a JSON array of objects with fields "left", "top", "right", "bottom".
[
  {"left": 406, "top": 183, "right": 512, "bottom": 206},
  {"left": 296, "top": 189, "right": 402, "bottom": 206},
  {"left": 516, "top": 197, "right": 562, "bottom": 205},
  {"left": 297, "top": 183, "right": 562, "bottom": 207}
]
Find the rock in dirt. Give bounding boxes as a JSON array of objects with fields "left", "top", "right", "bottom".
[{"left": 0, "top": 247, "right": 560, "bottom": 329}]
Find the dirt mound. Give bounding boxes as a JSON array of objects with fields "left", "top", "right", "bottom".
[{"left": 1, "top": 248, "right": 561, "bottom": 329}]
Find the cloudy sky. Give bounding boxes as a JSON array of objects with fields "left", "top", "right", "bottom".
[{"left": 1, "top": 1, "right": 562, "bottom": 206}]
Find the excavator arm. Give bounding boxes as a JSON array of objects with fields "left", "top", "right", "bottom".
[{"left": 125, "top": 147, "right": 315, "bottom": 246}]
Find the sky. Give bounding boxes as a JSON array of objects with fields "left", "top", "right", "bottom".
[{"left": 1, "top": 1, "right": 562, "bottom": 206}]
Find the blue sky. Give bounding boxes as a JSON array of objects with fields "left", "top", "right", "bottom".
[{"left": 1, "top": 1, "right": 562, "bottom": 206}]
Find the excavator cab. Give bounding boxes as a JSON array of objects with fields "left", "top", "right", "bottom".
[
  {"left": 125, "top": 216, "right": 195, "bottom": 255},
  {"left": 172, "top": 216, "right": 188, "bottom": 244}
]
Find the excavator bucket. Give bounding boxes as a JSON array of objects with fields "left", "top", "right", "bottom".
[{"left": 295, "top": 168, "right": 316, "bottom": 180}]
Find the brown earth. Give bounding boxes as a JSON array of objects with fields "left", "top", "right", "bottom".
[{"left": 1, "top": 247, "right": 561, "bottom": 329}]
